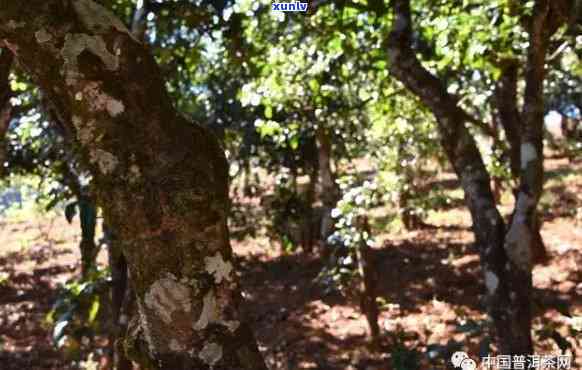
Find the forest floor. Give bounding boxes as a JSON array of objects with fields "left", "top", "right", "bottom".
[{"left": 0, "top": 157, "right": 580, "bottom": 370}]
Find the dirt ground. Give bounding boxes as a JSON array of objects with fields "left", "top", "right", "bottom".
[{"left": 0, "top": 158, "right": 580, "bottom": 370}]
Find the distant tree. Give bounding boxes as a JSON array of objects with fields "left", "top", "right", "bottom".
[{"left": 0, "top": 1, "right": 265, "bottom": 369}]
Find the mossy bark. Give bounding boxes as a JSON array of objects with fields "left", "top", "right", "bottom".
[{"left": 0, "top": 1, "right": 266, "bottom": 369}]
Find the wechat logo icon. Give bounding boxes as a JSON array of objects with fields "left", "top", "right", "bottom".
[{"left": 451, "top": 351, "right": 477, "bottom": 370}]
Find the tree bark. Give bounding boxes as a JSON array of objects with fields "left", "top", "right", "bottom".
[
  {"left": 494, "top": 60, "right": 522, "bottom": 180},
  {"left": 0, "top": 1, "right": 266, "bottom": 369}
]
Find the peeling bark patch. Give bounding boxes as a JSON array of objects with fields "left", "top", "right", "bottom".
[
  {"left": 137, "top": 301, "right": 157, "bottom": 356},
  {"left": 73, "top": 0, "right": 133, "bottom": 36},
  {"left": 35, "top": 29, "right": 52, "bottom": 43},
  {"left": 504, "top": 193, "right": 535, "bottom": 271},
  {"left": 106, "top": 98, "right": 124, "bottom": 116},
  {"left": 61, "top": 33, "right": 119, "bottom": 84},
  {"left": 520, "top": 142, "right": 537, "bottom": 170},
  {"left": 169, "top": 339, "right": 183, "bottom": 352},
  {"left": 77, "top": 124, "right": 95, "bottom": 144},
  {"left": 129, "top": 164, "right": 141, "bottom": 182},
  {"left": 144, "top": 274, "right": 192, "bottom": 324},
  {"left": 90, "top": 149, "right": 118, "bottom": 175},
  {"left": 193, "top": 290, "right": 239, "bottom": 333},
  {"left": 205, "top": 253, "right": 232, "bottom": 284},
  {"left": 72, "top": 116, "right": 96, "bottom": 145},
  {"left": 484, "top": 270, "right": 499, "bottom": 294},
  {"left": 6, "top": 20, "right": 25, "bottom": 30},
  {"left": 81, "top": 82, "right": 125, "bottom": 117},
  {"left": 193, "top": 291, "right": 219, "bottom": 330},
  {"left": 199, "top": 342, "right": 223, "bottom": 366}
]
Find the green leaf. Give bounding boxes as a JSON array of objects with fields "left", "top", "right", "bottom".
[
  {"left": 78, "top": 199, "right": 97, "bottom": 241},
  {"left": 264, "top": 105, "right": 273, "bottom": 119},
  {"left": 308, "top": 78, "right": 320, "bottom": 93},
  {"left": 64, "top": 202, "right": 78, "bottom": 224},
  {"left": 87, "top": 298, "right": 100, "bottom": 324},
  {"left": 289, "top": 136, "right": 299, "bottom": 150}
]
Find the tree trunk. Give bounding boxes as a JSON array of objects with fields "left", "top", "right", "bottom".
[
  {"left": 494, "top": 59, "right": 550, "bottom": 266},
  {"left": 104, "top": 223, "right": 133, "bottom": 370},
  {"left": 0, "top": 49, "right": 12, "bottom": 177},
  {"left": 386, "top": 0, "right": 565, "bottom": 357},
  {"left": 388, "top": 0, "right": 572, "bottom": 358},
  {"left": 0, "top": 2, "right": 266, "bottom": 369},
  {"left": 397, "top": 141, "right": 421, "bottom": 230},
  {"left": 494, "top": 60, "right": 522, "bottom": 180},
  {"left": 355, "top": 216, "right": 380, "bottom": 346},
  {"left": 315, "top": 126, "right": 339, "bottom": 242}
]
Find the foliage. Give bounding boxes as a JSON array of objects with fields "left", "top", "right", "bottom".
[
  {"left": 64, "top": 198, "right": 98, "bottom": 247},
  {"left": 263, "top": 171, "right": 314, "bottom": 252},
  {"left": 389, "top": 327, "right": 422, "bottom": 370},
  {"left": 319, "top": 176, "right": 379, "bottom": 292},
  {"left": 45, "top": 268, "right": 110, "bottom": 362}
]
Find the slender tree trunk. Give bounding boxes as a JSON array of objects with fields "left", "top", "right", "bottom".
[
  {"left": 0, "top": 49, "right": 12, "bottom": 177},
  {"left": 0, "top": 2, "right": 266, "bottom": 369},
  {"left": 397, "top": 141, "right": 420, "bottom": 230},
  {"left": 355, "top": 216, "right": 380, "bottom": 346},
  {"left": 494, "top": 58, "right": 549, "bottom": 266},
  {"left": 315, "top": 126, "right": 339, "bottom": 242},
  {"left": 104, "top": 223, "right": 133, "bottom": 370},
  {"left": 494, "top": 60, "right": 522, "bottom": 180}
]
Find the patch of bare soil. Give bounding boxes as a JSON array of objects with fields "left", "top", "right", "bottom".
[{"left": 0, "top": 158, "right": 580, "bottom": 369}]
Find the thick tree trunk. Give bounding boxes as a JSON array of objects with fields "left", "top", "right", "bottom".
[{"left": 0, "top": 2, "right": 266, "bottom": 369}]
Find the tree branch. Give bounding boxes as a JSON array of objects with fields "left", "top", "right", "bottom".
[
  {"left": 387, "top": 0, "right": 498, "bottom": 215},
  {"left": 494, "top": 59, "right": 522, "bottom": 179}
]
